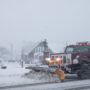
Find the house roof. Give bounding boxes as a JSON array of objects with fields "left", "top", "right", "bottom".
[
  {"left": 22, "top": 40, "right": 53, "bottom": 56},
  {"left": 22, "top": 42, "right": 40, "bottom": 55}
]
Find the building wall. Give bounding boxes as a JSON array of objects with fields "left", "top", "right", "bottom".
[{"left": 25, "top": 40, "right": 53, "bottom": 64}]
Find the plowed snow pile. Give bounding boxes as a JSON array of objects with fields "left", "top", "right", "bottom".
[{"left": 24, "top": 70, "right": 60, "bottom": 82}]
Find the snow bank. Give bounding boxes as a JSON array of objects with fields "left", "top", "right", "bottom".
[
  {"left": 0, "top": 62, "right": 43, "bottom": 87},
  {"left": 24, "top": 70, "right": 60, "bottom": 82}
]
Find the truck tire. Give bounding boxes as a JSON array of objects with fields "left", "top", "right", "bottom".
[{"left": 77, "top": 63, "right": 90, "bottom": 80}]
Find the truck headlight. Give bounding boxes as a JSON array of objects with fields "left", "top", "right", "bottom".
[
  {"left": 73, "top": 59, "right": 79, "bottom": 64},
  {"left": 45, "top": 57, "right": 51, "bottom": 62},
  {"left": 56, "top": 58, "right": 60, "bottom": 62}
]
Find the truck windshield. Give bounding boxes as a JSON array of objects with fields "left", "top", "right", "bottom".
[
  {"left": 65, "top": 45, "right": 90, "bottom": 53},
  {"left": 65, "top": 47, "right": 74, "bottom": 53}
]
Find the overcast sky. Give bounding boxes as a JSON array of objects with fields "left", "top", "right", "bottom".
[{"left": 0, "top": 0, "right": 90, "bottom": 55}]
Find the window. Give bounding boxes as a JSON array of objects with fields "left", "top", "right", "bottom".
[
  {"left": 65, "top": 47, "right": 74, "bottom": 53},
  {"left": 63, "top": 56, "right": 66, "bottom": 64},
  {"left": 65, "top": 45, "right": 90, "bottom": 53},
  {"left": 51, "top": 56, "right": 54, "bottom": 60},
  {"left": 56, "top": 56, "right": 58, "bottom": 58}
]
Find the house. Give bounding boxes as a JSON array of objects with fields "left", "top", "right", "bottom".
[{"left": 21, "top": 40, "right": 53, "bottom": 64}]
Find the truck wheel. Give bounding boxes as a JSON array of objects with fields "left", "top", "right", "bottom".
[{"left": 77, "top": 63, "right": 90, "bottom": 80}]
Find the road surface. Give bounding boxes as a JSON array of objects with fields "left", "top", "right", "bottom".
[{"left": 1, "top": 80, "right": 90, "bottom": 90}]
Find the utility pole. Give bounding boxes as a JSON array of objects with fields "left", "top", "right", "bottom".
[
  {"left": 10, "top": 44, "right": 13, "bottom": 61},
  {"left": 43, "top": 40, "right": 49, "bottom": 64},
  {"left": 20, "top": 47, "right": 24, "bottom": 68}
]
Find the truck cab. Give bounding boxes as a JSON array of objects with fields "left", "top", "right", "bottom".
[
  {"left": 64, "top": 41, "right": 90, "bottom": 79},
  {"left": 50, "top": 41, "right": 90, "bottom": 79}
]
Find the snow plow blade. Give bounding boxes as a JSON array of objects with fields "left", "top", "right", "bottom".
[
  {"left": 54, "top": 70, "right": 65, "bottom": 81},
  {"left": 26, "top": 65, "right": 65, "bottom": 81}
]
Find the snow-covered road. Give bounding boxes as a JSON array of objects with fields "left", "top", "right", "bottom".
[
  {"left": 0, "top": 62, "right": 43, "bottom": 87},
  {"left": 1, "top": 80, "right": 90, "bottom": 90},
  {"left": 0, "top": 62, "right": 90, "bottom": 90}
]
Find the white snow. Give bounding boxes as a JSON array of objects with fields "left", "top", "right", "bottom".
[
  {"left": 0, "top": 62, "right": 90, "bottom": 90},
  {"left": 0, "top": 62, "right": 43, "bottom": 87},
  {"left": 2, "top": 79, "right": 90, "bottom": 90},
  {"left": 0, "top": 62, "right": 61, "bottom": 88}
]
